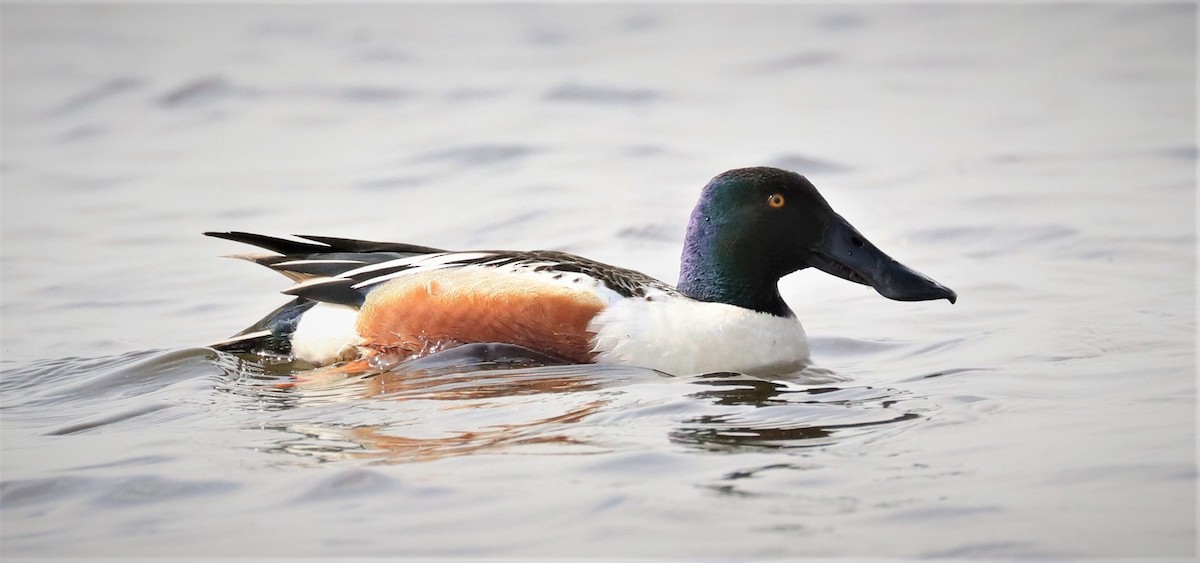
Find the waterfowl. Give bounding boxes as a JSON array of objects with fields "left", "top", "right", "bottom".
[{"left": 207, "top": 167, "right": 955, "bottom": 376}]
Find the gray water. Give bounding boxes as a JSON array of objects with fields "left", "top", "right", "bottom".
[{"left": 1, "top": 3, "right": 1196, "bottom": 560}]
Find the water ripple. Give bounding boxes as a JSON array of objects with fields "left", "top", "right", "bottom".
[
  {"left": 672, "top": 374, "right": 920, "bottom": 451},
  {"left": 208, "top": 349, "right": 927, "bottom": 463}
]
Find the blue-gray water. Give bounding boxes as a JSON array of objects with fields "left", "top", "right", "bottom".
[{"left": 1, "top": 3, "right": 1195, "bottom": 559}]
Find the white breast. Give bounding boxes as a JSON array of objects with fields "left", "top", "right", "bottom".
[{"left": 587, "top": 296, "right": 810, "bottom": 376}]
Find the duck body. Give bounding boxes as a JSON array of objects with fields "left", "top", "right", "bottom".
[
  {"left": 208, "top": 167, "right": 955, "bottom": 376},
  {"left": 208, "top": 240, "right": 810, "bottom": 376}
]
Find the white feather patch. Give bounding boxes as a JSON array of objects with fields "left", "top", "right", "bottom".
[
  {"left": 344, "top": 252, "right": 502, "bottom": 290},
  {"left": 341, "top": 251, "right": 495, "bottom": 278},
  {"left": 588, "top": 297, "right": 809, "bottom": 376},
  {"left": 273, "top": 259, "right": 368, "bottom": 267},
  {"left": 290, "top": 303, "right": 361, "bottom": 364}
]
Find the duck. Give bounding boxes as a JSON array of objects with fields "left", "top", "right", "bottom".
[{"left": 206, "top": 166, "right": 956, "bottom": 376}]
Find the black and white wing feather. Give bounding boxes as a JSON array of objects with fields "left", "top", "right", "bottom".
[{"left": 206, "top": 232, "right": 680, "bottom": 309}]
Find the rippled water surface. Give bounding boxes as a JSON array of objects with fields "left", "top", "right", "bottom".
[{"left": 2, "top": 3, "right": 1196, "bottom": 559}]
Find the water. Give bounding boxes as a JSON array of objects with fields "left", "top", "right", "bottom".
[{"left": 1, "top": 3, "right": 1195, "bottom": 559}]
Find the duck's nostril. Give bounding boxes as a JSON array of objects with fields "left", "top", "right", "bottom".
[{"left": 851, "top": 236, "right": 865, "bottom": 248}]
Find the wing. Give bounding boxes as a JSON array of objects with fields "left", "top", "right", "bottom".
[
  {"left": 207, "top": 231, "right": 680, "bottom": 305},
  {"left": 207, "top": 232, "right": 680, "bottom": 360}
]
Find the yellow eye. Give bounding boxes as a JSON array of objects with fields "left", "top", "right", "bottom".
[{"left": 767, "top": 193, "right": 786, "bottom": 208}]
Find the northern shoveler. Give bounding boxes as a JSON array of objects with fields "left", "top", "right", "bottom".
[{"left": 207, "top": 167, "right": 955, "bottom": 376}]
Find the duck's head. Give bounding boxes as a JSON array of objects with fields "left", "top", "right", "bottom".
[{"left": 678, "top": 167, "right": 956, "bottom": 316}]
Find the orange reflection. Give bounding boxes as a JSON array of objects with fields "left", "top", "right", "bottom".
[
  {"left": 263, "top": 360, "right": 615, "bottom": 463},
  {"left": 278, "top": 399, "right": 607, "bottom": 463}
]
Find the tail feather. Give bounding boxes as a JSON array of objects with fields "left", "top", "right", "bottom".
[
  {"left": 209, "top": 330, "right": 274, "bottom": 351},
  {"left": 281, "top": 277, "right": 365, "bottom": 308},
  {"left": 206, "top": 231, "right": 453, "bottom": 354},
  {"left": 293, "top": 234, "right": 445, "bottom": 254},
  {"left": 206, "top": 231, "right": 446, "bottom": 283},
  {"left": 269, "top": 258, "right": 373, "bottom": 279},
  {"left": 204, "top": 231, "right": 446, "bottom": 256},
  {"left": 210, "top": 297, "right": 317, "bottom": 354},
  {"left": 204, "top": 231, "right": 332, "bottom": 256}
]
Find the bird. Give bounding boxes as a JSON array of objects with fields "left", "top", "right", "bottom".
[{"left": 206, "top": 166, "right": 955, "bottom": 376}]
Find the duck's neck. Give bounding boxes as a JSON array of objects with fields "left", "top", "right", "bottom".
[{"left": 677, "top": 216, "right": 794, "bottom": 318}]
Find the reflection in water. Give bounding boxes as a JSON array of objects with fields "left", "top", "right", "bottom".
[
  {"left": 672, "top": 373, "right": 920, "bottom": 451},
  {"left": 269, "top": 401, "right": 606, "bottom": 464},
  {"left": 216, "top": 344, "right": 623, "bottom": 405},
  {"left": 293, "top": 361, "right": 608, "bottom": 402},
  {"left": 214, "top": 348, "right": 636, "bottom": 463},
  {"left": 213, "top": 348, "right": 922, "bottom": 463},
  {"left": 672, "top": 411, "right": 919, "bottom": 450}
]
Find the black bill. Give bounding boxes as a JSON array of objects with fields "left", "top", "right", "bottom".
[{"left": 808, "top": 213, "right": 957, "bottom": 304}]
